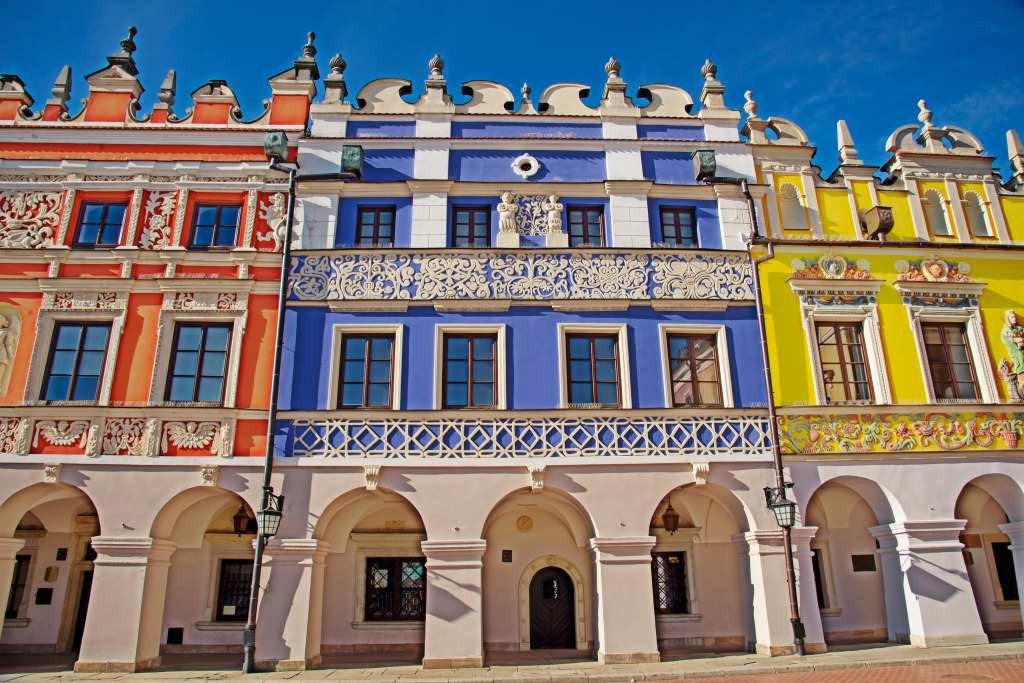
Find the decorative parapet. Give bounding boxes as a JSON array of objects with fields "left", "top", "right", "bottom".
[
  {"left": 288, "top": 414, "right": 771, "bottom": 459},
  {"left": 778, "top": 411, "right": 1023, "bottom": 455},
  {"left": 288, "top": 251, "right": 755, "bottom": 302}
]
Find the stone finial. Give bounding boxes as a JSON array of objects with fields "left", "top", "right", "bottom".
[
  {"left": 1008, "top": 130, "right": 1024, "bottom": 178},
  {"left": 918, "top": 99, "right": 934, "bottom": 128},
  {"left": 743, "top": 90, "right": 759, "bottom": 119},
  {"left": 429, "top": 54, "right": 445, "bottom": 79},
  {"left": 157, "top": 69, "right": 176, "bottom": 105},
  {"left": 605, "top": 57, "right": 621, "bottom": 78},
  {"left": 837, "top": 119, "right": 862, "bottom": 165},
  {"left": 330, "top": 53, "right": 347, "bottom": 75},
  {"left": 521, "top": 83, "right": 531, "bottom": 100},
  {"left": 303, "top": 31, "right": 317, "bottom": 58},
  {"left": 701, "top": 59, "right": 718, "bottom": 82},
  {"left": 49, "top": 66, "right": 71, "bottom": 105},
  {"left": 120, "top": 26, "right": 138, "bottom": 55}
]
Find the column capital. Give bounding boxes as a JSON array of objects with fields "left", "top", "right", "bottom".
[
  {"left": 731, "top": 529, "right": 784, "bottom": 553},
  {"left": 870, "top": 520, "right": 967, "bottom": 553},
  {"left": 263, "top": 538, "right": 331, "bottom": 564},
  {"left": 0, "top": 537, "right": 26, "bottom": 558},
  {"left": 421, "top": 539, "right": 486, "bottom": 567},
  {"left": 89, "top": 536, "right": 177, "bottom": 566},
  {"left": 588, "top": 535, "right": 655, "bottom": 563},
  {"left": 998, "top": 521, "right": 1024, "bottom": 547}
]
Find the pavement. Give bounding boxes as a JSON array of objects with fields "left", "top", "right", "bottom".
[{"left": 1, "top": 641, "right": 1024, "bottom": 682}]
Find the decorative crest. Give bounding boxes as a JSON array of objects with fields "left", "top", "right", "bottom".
[
  {"left": 120, "top": 26, "right": 138, "bottom": 55},
  {"left": 302, "top": 31, "right": 317, "bottom": 58},
  {"left": 330, "top": 53, "right": 347, "bottom": 75},
  {"left": 917, "top": 99, "right": 934, "bottom": 129},
  {"left": 605, "top": 57, "right": 621, "bottom": 78},
  {"left": 701, "top": 59, "right": 717, "bottom": 81},
  {"left": 428, "top": 53, "right": 445, "bottom": 79},
  {"left": 743, "top": 90, "right": 758, "bottom": 119}
]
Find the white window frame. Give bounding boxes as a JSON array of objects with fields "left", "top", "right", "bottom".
[
  {"left": 557, "top": 323, "right": 632, "bottom": 409},
  {"left": 651, "top": 526, "right": 702, "bottom": 623},
  {"left": 196, "top": 533, "right": 255, "bottom": 630},
  {"left": 24, "top": 288, "right": 129, "bottom": 405},
  {"left": 433, "top": 324, "right": 506, "bottom": 410},
  {"left": 789, "top": 279, "right": 890, "bottom": 406},
  {"left": 350, "top": 532, "right": 427, "bottom": 630},
  {"left": 658, "top": 324, "right": 734, "bottom": 408},
  {"left": 329, "top": 324, "right": 404, "bottom": 410},
  {"left": 895, "top": 281, "right": 996, "bottom": 404}
]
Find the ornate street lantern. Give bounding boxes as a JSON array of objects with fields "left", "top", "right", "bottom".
[{"left": 662, "top": 497, "right": 680, "bottom": 534}]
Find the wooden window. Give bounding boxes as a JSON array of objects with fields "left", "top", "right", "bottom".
[
  {"left": 991, "top": 542, "right": 1019, "bottom": 601},
  {"left": 815, "top": 323, "right": 873, "bottom": 403},
  {"left": 659, "top": 207, "right": 697, "bottom": 247},
  {"left": 566, "top": 333, "right": 620, "bottom": 406},
  {"left": 922, "top": 322, "right": 979, "bottom": 400},
  {"left": 338, "top": 334, "right": 394, "bottom": 409},
  {"left": 356, "top": 206, "right": 396, "bottom": 246},
  {"left": 365, "top": 557, "right": 426, "bottom": 621},
  {"left": 452, "top": 206, "right": 490, "bottom": 247},
  {"left": 442, "top": 334, "right": 496, "bottom": 408},
  {"left": 651, "top": 551, "right": 688, "bottom": 614},
  {"left": 164, "top": 323, "right": 232, "bottom": 403},
  {"left": 189, "top": 203, "right": 241, "bottom": 248},
  {"left": 40, "top": 322, "right": 111, "bottom": 402},
  {"left": 567, "top": 206, "right": 604, "bottom": 247},
  {"left": 666, "top": 333, "right": 721, "bottom": 406},
  {"left": 5, "top": 554, "right": 30, "bottom": 619},
  {"left": 74, "top": 201, "right": 127, "bottom": 247},
  {"left": 215, "top": 559, "right": 252, "bottom": 622}
]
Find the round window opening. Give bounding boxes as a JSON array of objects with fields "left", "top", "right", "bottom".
[{"left": 512, "top": 153, "right": 540, "bottom": 179}]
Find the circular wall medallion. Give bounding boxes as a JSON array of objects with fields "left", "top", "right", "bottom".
[
  {"left": 817, "top": 255, "right": 847, "bottom": 279},
  {"left": 512, "top": 153, "right": 540, "bottom": 179},
  {"left": 516, "top": 515, "right": 534, "bottom": 533}
]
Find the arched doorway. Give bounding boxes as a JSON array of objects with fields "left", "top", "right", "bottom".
[{"left": 529, "top": 567, "right": 574, "bottom": 649}]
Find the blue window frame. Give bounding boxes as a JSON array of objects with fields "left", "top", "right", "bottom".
[
  {"left": 189, "top": 204, "right": 241, "bottom": 249},
  {"left": 165, "top": 323, "right": 231, "bottom": 403},
  {"left": 74, "top": 202, "right": 128, "bottom": 247},
  {"left": 40, "top": 322, "right": 111, "bottom": 402}
]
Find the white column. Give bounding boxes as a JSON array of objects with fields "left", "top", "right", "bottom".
[
  {"left": 421, "top": 539, "right": 487, "bottom": 669},
  {"left": 790, "top": 527, "right": 826, "bottom": 653},
  {"left": 715, "top": 184, "right": 757, "bottom": 250},
  {"left": 588, "top": 536, "right": 659, "bottom": 664},
  {"left": 409, "top": 192, "right": 448, "bottom": 248},
  {"left": 870, "top": 521, "right": 987, "bottom": 647},
  {"left": 606, "top": 187, "right": 651, "bottom": 248},
  {"left": 74, "top": 537, "right": 176, "bottom": 673},
  {"left": 997, "top": 521, "right": 1024, "bottom": 636},
  {"left": 732, "top": 531, "right": 801, "bottom": 655},
  {"left": 253, "top": 538, "right": 330, "bottom": 672},
  {"left": 0, "top": 537, "right": 26, "bottom": 644}
]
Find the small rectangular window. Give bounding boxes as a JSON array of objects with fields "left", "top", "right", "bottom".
[
  {"left": 40, "top": 322, "right": 111, "bottom": 402},
  {"left": 5, "top": 554, "right": 30, "bottom": 619},
  {"left": 164, "top": 323, "right": 232, "bottom": 403},
  {"left": 566, "top": 333, "right": 620, "bottom": 407},
  {"left": 651, "top": 551, "right": 688, "bottom": 614},
  {"left": 991, "top": 541, "right": 1019, "bottom": 601},
  {"left": 810, "top": 548, "right": 829, "bottom": 608},
  {"left": 567, "top": 206, "right": 604, "bottom": 247},
  {"left": 338, "top": 334, "right": 395, "bottom": 409},
  {"left": 216, "top": 559, "right": 252, "bottom": 621},
  {"left": 659, "top": 207, "right": 697, "bottom": 247},
  {"left": 356, "top": 206, "right": 396, "bottom": 246},
  {"left": 443, "top": 334, "right": 496, "bottom": 408},
  {"left": 922, "top": 322, "right": 979, "bottom": 401},
  {"left": 365, "top": 557, "right": 426, "bottom": 621},
  {"left": 452, "top": 206, "right": 490, "bottom": 247},
  {"left": 666, "top": 333, "right": 721, "bottom": 407},
  {"left": 189, "top": 203, "right": 241, "bottom": 249},
  {"left": 816, "top": 322, "right": 873, "bottom": 404},
  {"left": 74, "top": 201, "right": 128, "bottom": 247}
]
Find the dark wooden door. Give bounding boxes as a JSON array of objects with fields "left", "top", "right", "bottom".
[
  {"left": 72, "top": 570, "right": 93, "bottom": 652},
  {"left": 529, "top": 567, "right": 575, "bottom": 649}
]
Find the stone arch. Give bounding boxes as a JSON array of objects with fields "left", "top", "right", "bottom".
[
  {"left": 518, "top": 555, "right": 587, "bottom": 651},
  {"left": 312, "top": 486, "right": 425, "bottom": 552},
  {"left": 809, "top": 474, "right": 904, "bottom": 525},
  {"left": 482, "top": 486, "right": 594, "bottom": 549},
  {"left": 150, "top": 485, "right": 256, "bottom": 547},
  {"left": 0, "top": 481, "right": 98, "bottom": 538},
  {"left": 648, "top": 479, "right": 755, "bottom": 534},
  {"left": 955, "top": 473, "right": 1024, "bottom": 523}
]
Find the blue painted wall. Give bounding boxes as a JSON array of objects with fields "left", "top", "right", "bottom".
[
  {"left": 278, "top": 305, "right": 766, "bottom": 412},
  {"left": 646, "top": 198, "right": 722, "bottom": 250},
  {"left": 336, "top": 197, "right": 413, "bottom": 247},
  {"left": 637, "top": 124, "right": 705, "bottom": 140},
  {"left": 448, "top": 150, "right": 606, "bottom": 183},
  {"left": 361, "top": 149, "right": 415, "bottom": 182},
  {"left": 452, "top": 121, "right": 603, "bottom": 139},
  {"left": 347, "top": 120, "right": 416, "bottom": 138},
  {"left": 640, "top": 151, "right": 695, "bottom": 184}
]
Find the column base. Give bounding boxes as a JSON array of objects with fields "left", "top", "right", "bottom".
[
  {"left": 254, "top": 655, "right": 321, "bottom": 672},
  {"left": 597, "top": 651, "right": 660, "bottom": 664},
  {"left": 750, "top": 642, "right": 826, "bottom": 656},
  {"left": 908, "top": 633, "right": 989, "bottom": 648},
  {"left": 74, "top": 656, "right": 160, "bottom": 673},
  {"left": 422, "top": 656, "right": 483, "bottom": 669}
]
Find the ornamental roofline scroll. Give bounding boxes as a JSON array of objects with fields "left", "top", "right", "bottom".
[{"left": 287, "top": 250, "right": 755, "bottom": 302}]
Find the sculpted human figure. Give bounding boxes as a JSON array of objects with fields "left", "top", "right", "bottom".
[
  {"left": 0, "top": 315, "right": 16, "bottom": 390},
  {"left": 542, "top": 193, "right": 563, "bottom": 235},
  {"left": 497, "top": 192, "right": 518, "bottom": 233},
  {"left": 1002, "top": 310, "right": 1024, "bottom": 374}
]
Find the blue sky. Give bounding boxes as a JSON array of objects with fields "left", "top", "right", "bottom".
[{"left": 2, "top": 0, "right": 1023, "bottom": 177}]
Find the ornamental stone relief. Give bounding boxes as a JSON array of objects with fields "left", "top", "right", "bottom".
[
  {"left": 0, "top": 417, "right": 28, "bottom": 454},
  {"left": 258, "top": 192, "right": 288, "bottom": 251},
  {"left": 163, "top": 292, "right": 244, "bottom": 310},
  {"left": 0, "top": 309, "right": 21, "bottom": 397},
  {"left": 0, "top": 191, "right": 63, "bottom": 248},
  {"left": 498, "top": 192, "right": 566, "bottom": 235},
  {"left": 33, "top": 420, "right": 90, "bottom": 448},
  {"left": 1001, "top": 309, "right": 1024, "bottom": 403},
  {"left": 102, "top": 417, "right": 157, "bottom": 456},
  {"left": 139, "top": 191, "right": 177, "bottom": 249},
  {"left": 790, "top": 255, "right": 874, "bottom": 280},
  {"left": 894, "top": 256, "right": 972, "bottom": 282},
  {"left": 288, "top": 252, "right": 755, "bottom": 302},
  {"left": 41, "top": 291, "right": 126, "bottom": 311},
  {"left": 161, "top": 421, "right": 223, "bottom": 454}
]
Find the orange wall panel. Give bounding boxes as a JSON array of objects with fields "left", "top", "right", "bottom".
[
  {"left": 109, "top": 292, "right": 162, "bottom": 404},
  {"left": 251, "top": 266, "right": 282, "bottom": 281},
  {"left": 59, "top": 263, "right": 123, "bottom": 278},
  {"left": 269, "top": 95, "right": 311, "bottom": 126},
  {"left": 133, "top": 265, "right": 165, "bottom": 279},
  {"left": 0, "top": 100, "right": 23, "bottom": 120},
  {"left": 0, "top": 293, "right": 42, "bottom": 406},
  {"left": 174, "top": 266, "right": 240, "bottom": 278},
  {"left": 83, "top": 92, "right": 133, "bottom": 123},
  {"left": 236, "top": 294, "right": 278, "bottom": 410},
  {"left": 0, "top": 263, "right": 48, "bottom": 278},
  {"left": 193, "top": 103, "right": 232, "bottom": 125},
  {"left": 235, "top": 418, "right": 268, "bottom": 457},
  {"left": 0, "top": 142, "right": 270, "bottom": 162}
]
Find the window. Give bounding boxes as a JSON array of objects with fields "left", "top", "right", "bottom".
[
  {"left": 338, "top": 334, "right": 394, "bottom": 409},
  {"left": 651, "top": 552, "right": 688, "bottom": 614},
  {"left": 365, "top": 557, "right": 425, "bottom": 621},
  {"left": 40, "top": 322, "right": 111, "bottom": 402},
  {"left": 566, "top": 334, "right": 620, "bottom": 406},
  {"left": 452, "top": 206, "right": 490, "bottom": 247},
  {"left": 356, "top": 206, "right": 396, "bottom": 246},
  {"left": 567, "top": 206, "right": 604, "bottom": 247},
  {"left": 164, "top": 323, "right": 232, "bottom": 403},
  {"left": 666, "top": 333, "right": 721, "bottom": 407},
  {"left": 659, "top": 207, "right": 697, "bottom": 247},
  {"left": 5, "top": 554, "right": 30, "bottom": 619},
  {"left": 810, "top": 548, "right": 829, "bottom": 609},
  {"left": 922, "top": 322, "right": 978, "bottom": 401},
  {"left": 74, "top": 201, "right": 127, "bottom": 247},
  {"left": 215, "top": 559, "right": 252, "bottom": 622},
  {"left": 442, "top": 334, "right": 496, "bottom": 408},
  {"left": 189, "top": 204, "right": 241, "bottom": 248},
  {"left": 815, "top": 322, "right": 873, "bottom": 404},
  {"left": 990, "top": 541, "right": 1019, "bottom": 602}
]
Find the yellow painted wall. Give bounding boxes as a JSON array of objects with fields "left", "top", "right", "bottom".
[
  {"left": 876, "top": 191, "right": 916, "bottom": 242},
  {"left": 958, "top": 182, "right": 999, "bottom": 240},
  {"left": 1001, "top": 196, "right": 1024, "bottom": 242},
  {"left": 816, "top": 189, "right": 857, "bottom": 238}
]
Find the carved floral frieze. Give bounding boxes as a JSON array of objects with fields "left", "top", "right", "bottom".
[
  {"left": 102, "top": 418, "right": 158, "bottom": 456},
  {"left": 41, "top": 292, "right": 126, "bottom": 311},
  {"left": 139, "top": 191, "right": 177, "bottom": 249},
  {"left": 778, "top": 412, "right": 1024, "bottom": 454},
  {"left": 895, "top": 257, "right": 973, "bottom": 283},
  {"left": 790, "top": 255, "right": 874, "bottom": 280},
  {"left": 288, "top": 252, "right": 754, "bottom": 302},
  {"left": 0, "top": 191, "right": 63, "bottom": 248},
  {"left": 258, "top": 192, "right": 288, "bottom": 251},
  {"left": 161, "top": 421, "right": 223, "bottom": 453},
  {"left": 162, "top": 292, "right": 245, "bottom": 311},
  {"left": 33, "top": 420, "right": 89, "bottom": 448}
]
